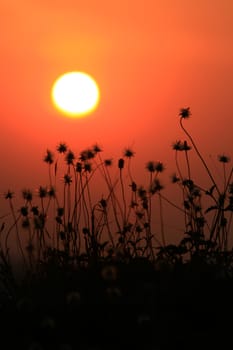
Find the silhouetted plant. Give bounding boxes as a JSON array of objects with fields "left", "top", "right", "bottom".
[{"left": 0, "top": 107, "right": 233, "bottom": 299}]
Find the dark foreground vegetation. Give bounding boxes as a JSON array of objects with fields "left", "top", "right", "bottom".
[{"left": 0, "top": 108, "right": 233, "bottom": 349}]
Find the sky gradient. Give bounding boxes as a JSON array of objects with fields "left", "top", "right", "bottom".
[{"left": 1, "top": 0, "right": 233, "bottom": 244}]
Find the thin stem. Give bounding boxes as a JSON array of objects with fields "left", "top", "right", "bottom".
[{"left": 180, "top": 118, "right": 220, "bottom": 196}]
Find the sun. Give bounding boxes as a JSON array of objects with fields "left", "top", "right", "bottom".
[{"left": 51, "top": 71, "right": 100, "bottom": 117}]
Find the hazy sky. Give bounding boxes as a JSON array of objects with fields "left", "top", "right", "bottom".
[{"left": 1, "top": 1, "right": 233, "bottom": 244}]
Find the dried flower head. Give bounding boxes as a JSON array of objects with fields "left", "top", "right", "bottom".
[
  {"left": 218, "top": 154, "right": 230, "bottom": 163},
  {"left": 123, "top": 148, "right": 135, "bottom": 158},
  {"left": 31, "top": 206, "right": 39, "bottom": 216},
  {"left": 150, "top": 179, "right": 164, "bottom": 193},
  {"left": 57, "top": 142, "right": 68, "bottom": 154},
  {"left": 170, "top": 173, "right": 180, "bottom": 183},
  {"left": 146, "top": 161, "right": 156, "bottom": 173},
  {"left": 118, "top": 158, "right": 124, "bottom": 169},
  {"left": 84, "top": 162, "right": 92, "bottom": 172},
  {"left": 63, "top": 174, "right": 72, "bottom": 185},
  {"left": 65, "top": 150, "right": 75, "bottom": 165},
  {"left": 22, "top": 189, "right": 33, "bottom": 202},
  {"left": 47, "top": 186, "right": 56, "bottom": 198},
  {"left": 43, "top": 149, "right": 54, "bottom": 164},
  {"left": 172, "top": 140, "right": 183, "bottom": 151},
  {"left": 104, "top": 159, "right": 113, "bottom": 167},
  {"left": 80, "top": 149, "right": 95, "bottom": 161},
  {"left": 154, "top": 161, "right": 165, "bottom": 173},
  {"left": 37, "top": 186, "right": 47, "bottom": 198},
  {"left": 172, "top": 140, "right": 191, "bottom": 151},
  {"left": 92, "top": 143, "right": 102, "bottom": 154},
  {"left": 4, "top": 190, "right": 14, "bottom": 199},
  {"left": 183, "top": 141, "right": 191, "bottom": 151},
  {"left": 179, "top": 107, "right": 191, "bottom": 119},
  {"left": 76, "top": 162, "right": 82, "bottom": 173},
  {"left": 20, "top": 206, "right": 28, "bottom": 217}
]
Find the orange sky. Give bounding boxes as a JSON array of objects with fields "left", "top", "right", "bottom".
[{"left": 1, "top": 0, "right": 233, "bottom": 244}]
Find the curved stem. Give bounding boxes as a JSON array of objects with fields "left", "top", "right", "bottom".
[{"left": 180, "top": 118, "right": 220, "bottom": 196}]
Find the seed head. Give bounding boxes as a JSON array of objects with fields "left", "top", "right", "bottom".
[
  {"left": 44, "top": 149, "right": 54, "bottom": 164},
  {"left": 63, "top": 174, "right": 72, "bottom": 185},
  {"left": 179, "top": 107, "right": 191, "bottom": 119},
  {"left": 65, "top": 150, "right": 75, "bottom": 165},
  {"left": 57, "top": 142, "right": 68, "bottom": 154},
  {"left": 218, "top": 154, "right": 230, "bottom": 163},
  {"left": 76, "top": 162, "right": 82, "bottom": 173},
  {"left": 79, "top": 149, "right": 95, "bottom": 161},
  {"left": 22, "top": 189, "right": 33, "bottom": 202},
  {"left": 92, "top": 143, "right": 102, "bottom": 154},
  {"left": 4, "top": 190, "right": 14, "bottom": 200},
  {"left": 104, "top": 159, "right": 113, "bottom": 167},
  {"left": 37, "top": 186, "right": 47, "bottom": 198},
  {"left": 118, "top": 158, "right": 124, "bottom": 169},
  {"left": 123, "top": 148, "right": 135, "bottom": 158},
  {"left": 154, "top": 161, "right": 165, "bottom": 173},
  {"left": 146, "top": 161, "right": 156, "bottom": 173},
  {"left": 84, "top": 162, "right": 92, "bottom": 172}
]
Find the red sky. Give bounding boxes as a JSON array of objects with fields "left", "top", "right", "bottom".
[{"left": 1, "top": 0, "right": 233, "bottom": 245}]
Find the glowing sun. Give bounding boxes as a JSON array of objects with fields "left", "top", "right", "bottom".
[{"left": 51, "top": 71, "right": 100, "bottom": 117}]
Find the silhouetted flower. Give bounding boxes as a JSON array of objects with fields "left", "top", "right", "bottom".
[
  {"left": 182, "top": 179, "right": 194, "bottom": 188},
  {"left": 47, "top": 186, "right": 56, "bottom": 198},
  {"left": 136, "top": 211, "right": 144, "bottom": 219},
  {"left": 130, "top": 181, "right": 137, "bottom": 192},
  {"left": 154, "top": 161, "right": 165, "bottom": 173},
  {"left": 142, "top": 198, "right": 148, "bottom": 209},
  {"left": 100, "top": 198, "right": 107, "bottom": 208},
  {"left": 179, "top": 107, "right": 191, "bottom": 119},
  {"left": 57, "top": 207, "right": 64, "bottom": 216},
  {"left": 75, "top": 162, "right": 82, "bottom": 173},
  {"left": 146, "top": 161, "right": 156, "bottom": 173},
  {"left": 218, "top": 154, "right": 230, "bottom": 163},
  {"left": 172, "top": 140, "right": 191, "bottom": 151},
  {"left": 123, "top": 148, "right": 135, "bottom": 158},
  {"left": 37, "top": 186, "right": 47, "bottom": 198},
  {"left": 118, "top": 158, "right": 124, "bottom": 169},
  {"left": 171, "top": 173, "right": 180, "bottom": 183},
  {"left": 57, "top": 142, "right": 67, "bottom": 154},
  {"left": 65, "top": 150, "right": 75, "bottom": 165},
  {"left": 150, "top": 179, "right": 164, "bottom": 193},
  {"left": 172, "top": 140, "right": 183, "bottom": 151},
  {"left": 20, "top": 206, "right": 28, "bottom": 217},
  {"left": 138, "top": 186, "right": 147, "bottom": 199},
  {"left": 84, "top": 162, "right": 92, "bottom": 172},
  {"left": 31, "top": 206, "right": 39, "bottom": 215},
  {"left": 43, "top": 149, "right": 54, "bottom": 164},
  {"left": 34, "top": 214, "right": 46, "bottom": 230},
  {"left": 22, "top": 189, "right": 33, "bottom": 201},
  {"left": 4, "top": 190, "right": 14, "bottom": 199},
  {"left": 63, "top": 174, "right": 72, "bottom": 185},
  {"left": 183, "top": 140, "right": 191, "bottom": 151},
  {"left": 92, "top": 143, "right": 102, "bottom": 154},
  {"left": 104, "top": 159, "right": 112, "bottom": 167},
  {"left": 79, "top": 149, "right": 95, "bottom": 161}
]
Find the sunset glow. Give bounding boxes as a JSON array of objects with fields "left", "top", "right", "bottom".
[
  {"left": 1, "top": 0, "right": 233, "bottom": 246},
  {"left": 51, "top": 72, "right": 100, "bottom": 117}
]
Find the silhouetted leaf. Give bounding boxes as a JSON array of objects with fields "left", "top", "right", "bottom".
[{"left": 205, "top": 205, "right": 218, "bottom": 214}]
